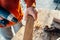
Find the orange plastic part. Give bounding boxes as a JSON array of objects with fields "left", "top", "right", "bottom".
[{"left": 0, "top": 0, "right": 23, "bottom": 28}]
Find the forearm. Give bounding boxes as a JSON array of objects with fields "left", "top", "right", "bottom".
[{"left": 24, "top": 0, "right": 36, "bottom": 8}]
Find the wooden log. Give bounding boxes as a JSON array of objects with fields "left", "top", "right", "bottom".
[{"left": 23, "top": 15, "right": 34, "bottom": 40}]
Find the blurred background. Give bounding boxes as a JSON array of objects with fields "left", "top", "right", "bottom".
[{"left": 21, "top": 0, "right": 60, "bottom": 10}]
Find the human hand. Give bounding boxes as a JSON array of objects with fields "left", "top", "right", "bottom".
[{"left": 25, "top": 7, "right": 38, "bottom": 21}]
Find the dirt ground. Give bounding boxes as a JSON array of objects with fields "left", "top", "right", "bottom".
[{"left": 12, "top": 9, "right": 60, "bottom": 40}]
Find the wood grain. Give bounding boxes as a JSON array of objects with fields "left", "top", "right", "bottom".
[{"left": 23, "top": 15, "right": 34, "bottom": 40}]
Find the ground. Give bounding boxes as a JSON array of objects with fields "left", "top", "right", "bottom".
[{"left": 1, "top": 0, "right": 60, "bottom": 40}]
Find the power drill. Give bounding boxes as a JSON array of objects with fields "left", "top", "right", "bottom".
[
  {"left": 0, "top": 6, "right": 18, "bottom": 23},
  {"left": 0, "top": 17, "right": 9, "bottom": 26}
]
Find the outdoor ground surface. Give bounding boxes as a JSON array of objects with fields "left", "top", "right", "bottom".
[
  {"left": 0, "top": 0, "right": 60, "bottom": 40},
  {"left": 12, "top": 8, "right": 60, "bottom": 40}
]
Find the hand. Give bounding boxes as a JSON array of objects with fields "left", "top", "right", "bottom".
[{"left": 25, "top": 7, "right": 38, "bottom": 21}]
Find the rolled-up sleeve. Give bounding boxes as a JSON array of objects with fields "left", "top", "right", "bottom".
[{"left": 24, "top": 0, "right": 36, "bottom": 8}]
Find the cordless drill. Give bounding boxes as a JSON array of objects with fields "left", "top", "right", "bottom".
[
  {"left": 0, "top": 6, "right": 18, "bottom": 23},
  {"left": 0, "top": 6, "right": 18, "bottom": 26}
]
